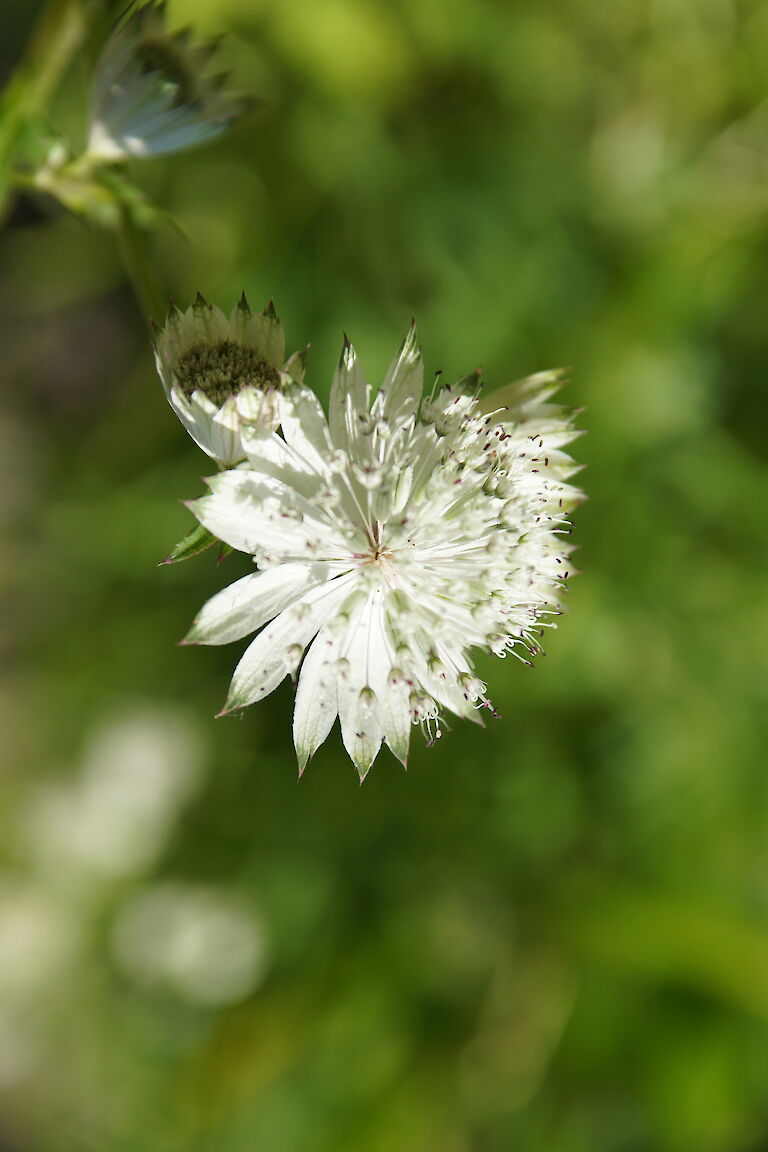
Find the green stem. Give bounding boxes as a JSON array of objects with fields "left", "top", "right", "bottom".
[
  {"left": 0, "top": 0, "right": 96, "bottom": 219},
  {"left": 116, "top": 206, "right": 167, "bottom": 326}
]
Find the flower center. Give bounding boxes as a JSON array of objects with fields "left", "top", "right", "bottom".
[
  {"left": 136, "top": 37, "right": 196, "bottom": 108},
  {"left": 175, "top": 341, "right": 279, "bottom": 407},
  {"left": 355, "top": 542, "right": 396, "bottom": 579}
]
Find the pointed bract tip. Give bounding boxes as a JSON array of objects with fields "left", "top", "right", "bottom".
[
  {"left": 283, "top": 345, "right": 310, "bottom": 383},
  {"left": 181, "top": 494, "right": 210, "bottom": 516},
  {"left": 172, "top": 24, "right": 193, "bottom": 46},
  {"left": 401, "top": 320, "right": 420, "bottom": 352},
  {"left": 199, "top": 33, "right": 224, "bottom": 59},
  {"left": 193, "top": 290, "right": 210, "bottom": 311},
  {"left": 263, "top": 298, "right": 278, "bottom": 320},
  {"left": 340, "top": 333, "right": 356, "bottom": 364},
  {"left": 237, "top": 290, "right": 251, "bottom": 314},
  {"left": 455, "top": 366, "right": 483, "bottom": 395},
  {"left": 140, "top": 0, "right": 166, "bottom": 21}
]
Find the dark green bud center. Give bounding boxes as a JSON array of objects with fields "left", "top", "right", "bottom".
[
  {"left": 176, "top": 341, "right": 279, "bottom": 407},
  {"left": 136, "top": 38, "right": 195, "bottom": 108}
]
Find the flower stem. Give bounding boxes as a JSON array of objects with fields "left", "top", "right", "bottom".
[
  {"left": 116, "top": 206, "right": 167, "bottom": 326},
  {"left": 0, "top": 0, "right": 95, "bottom": 220}
]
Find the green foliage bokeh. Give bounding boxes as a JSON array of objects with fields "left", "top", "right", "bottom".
[{"left": 1, "top": 0, "right": 768, "bottom": 1149}]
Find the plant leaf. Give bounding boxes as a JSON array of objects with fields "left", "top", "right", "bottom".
[{"left": 160, "top": 523, "right": 219, "bottom": 565}]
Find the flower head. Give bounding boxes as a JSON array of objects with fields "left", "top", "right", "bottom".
[
  {"left": 87, "top": 1, "right": 245, "bottom": 162},
  {"left": 154, "top": 294, "right": 306, "bottom": 465},
  {"left": 185, "top": 326, "right": 582, "bottom": 778}
]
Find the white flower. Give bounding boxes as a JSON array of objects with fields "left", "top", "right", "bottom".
[
  {"left": 185, "top": 326, "right": 583, "bottom": 778},
  {"left": 87, "top": 0, "right": 245, "bottom": 162},
  {"left": 154, "top": 294, "right": 306, "bottom": 466},
  {"left": 112, "top": 882, "right": 266, "bottom": 1006}
]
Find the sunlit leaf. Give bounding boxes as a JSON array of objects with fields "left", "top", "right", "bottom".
[{"left": 160, "top": 523, "right": 219, "bottom": 565}]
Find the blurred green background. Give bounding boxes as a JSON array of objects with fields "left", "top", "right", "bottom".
[{"left": 2, "top": 0, "right": 768, "bottom": 1149}]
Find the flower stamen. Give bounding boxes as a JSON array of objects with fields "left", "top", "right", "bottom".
[{"left": 176, "top": 341, "right": 279, "bottom": 406}]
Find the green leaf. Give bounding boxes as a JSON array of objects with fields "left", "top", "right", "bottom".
[{"left": 160, "top": 523, "right": 219, "bottom": 565}]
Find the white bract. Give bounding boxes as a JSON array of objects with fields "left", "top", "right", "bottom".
[
  {"left": 87, "top": 0, "right": 244, "bottom": 162},
  {"left": 185, "top": 327, "right": 582, "bottom": 778},
  {"left": 154, "top": 295, "right": 306, "bottom": 465}
]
